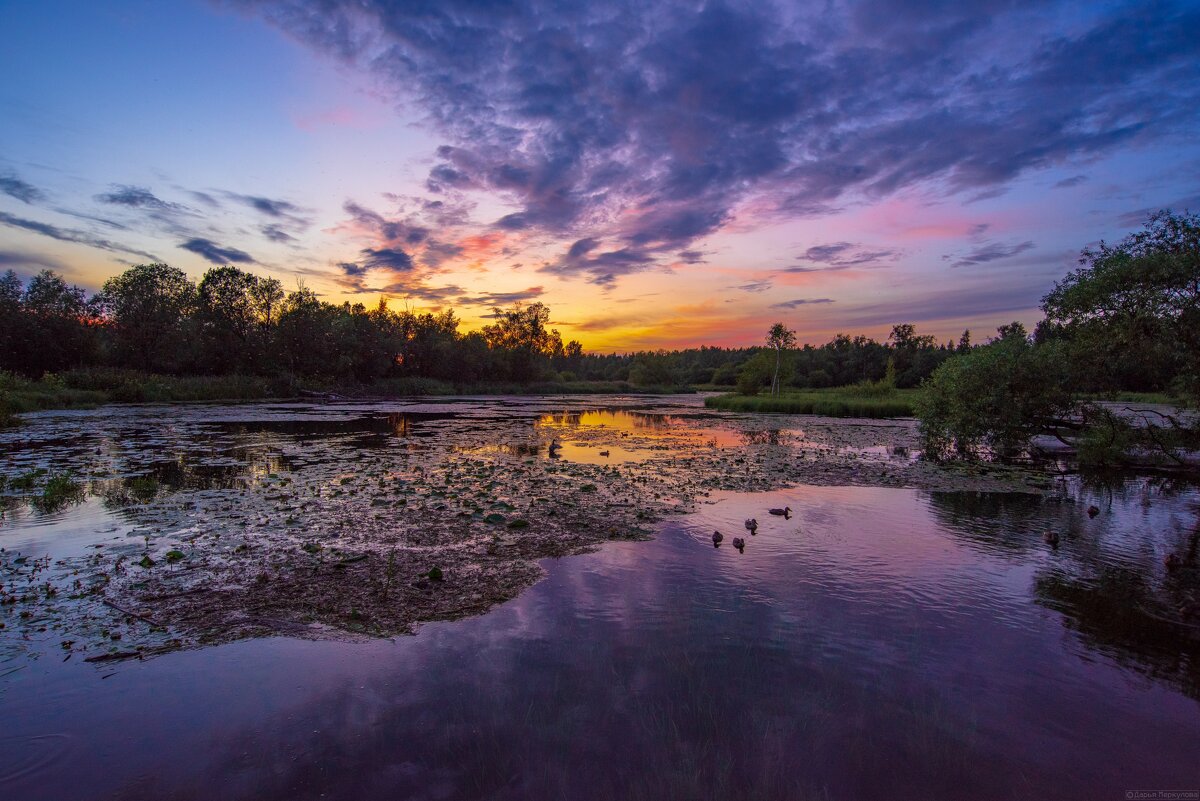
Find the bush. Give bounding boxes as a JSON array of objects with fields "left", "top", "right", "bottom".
[{"left": 915, "top": 335, "right": 1073, "bottom": 459}]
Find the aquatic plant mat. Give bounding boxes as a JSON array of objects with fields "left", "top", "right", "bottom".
[{"left": 1, "top": 396, "right": 1060, "bottom": 662}]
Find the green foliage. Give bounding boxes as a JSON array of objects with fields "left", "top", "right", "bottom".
[
  {"left": 1042, "top": 210, "right": 1200, "bottom": 401},
  {"left": 915, "top": 329, "right": 1073, "bottom": 459},
  {"left": 706, "top": 388, "right": 919, "bottom": 417},
  {"left": 33, "top": 472, "right": 84, "bottom": 513},
  {"left": 736, "top": 351, "right": 774, "bottom": 395},
  {"left": 9, "top": 468, "right": 46, "bottom": 490},
  {"left": 848, "top": 358, "right": 897, "bottom": 398},
  {"left": 628, "top": 352, "right": 679, "bottom": 387},
  {"left": 1073, "top": 408, "right": 1139, "bottom": 467}
]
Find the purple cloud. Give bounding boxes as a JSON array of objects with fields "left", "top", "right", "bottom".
[
  {"left": 231, "top": 0, "right": 1199, "bottom": 287},
  {"left": 180, "top": 237, "right": 256, "bottom": 264}
]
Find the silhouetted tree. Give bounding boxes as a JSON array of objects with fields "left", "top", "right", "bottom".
[{"left": 99, "top": 263, "right": 195, "bottom": 372}]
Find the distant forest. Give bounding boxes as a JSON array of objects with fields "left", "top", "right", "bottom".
[
  {"left": 5, "top": 251, "right": 1180, "bottom": 398},
  {"left": 0, "top": 262, "right": 974, "bottom": 392}
]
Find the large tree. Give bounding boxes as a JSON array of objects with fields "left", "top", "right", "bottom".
[
  {"left": 99, "top": 263, "right": 196, "bottom": 372},
  {"left": 482, "top": 302, "right": 563, "bottom": 382},
  {"left": 17, "top": 270, "right": 99, "bottom": 375},
  {"left": 1042, "top": 210, "right": 1200, "bottom": 400}
]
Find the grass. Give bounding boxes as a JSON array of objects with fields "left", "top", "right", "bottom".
[
  {"left": 1078, "top": 390, "right": 1182, "bottom": 405},
  {"left": 0, "top": 369, "right": 695, "bottom": 419},
  {"left": 705, "top": 386, "right": 921, "bottom": 418},
  {"left": 33, "top": 472, "right": 84, "bottom": 513}
]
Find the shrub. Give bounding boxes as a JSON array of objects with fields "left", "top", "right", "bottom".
[{"left": 915, "top": 334, "right": 1073, "bottom": 460}]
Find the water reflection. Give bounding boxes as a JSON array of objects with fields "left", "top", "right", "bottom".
[{"left": 1, "top": 482, "right": 1198, "bottom": 800}]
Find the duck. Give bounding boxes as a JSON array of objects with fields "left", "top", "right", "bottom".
[
  {"left": 599, "top": 450, "right": 610, "bottom": 457},
  {"left": 732, "top": 537, "right": 745, "bottom": 551},
  {"left": 712, "top": 530, "right": 723, "bottom": 547},
  {"left": 1043, "top": 530, "right": 1059, "bottom": 546},
  {"left": 548, "top": 439, "right": 562, "bottom": 457},
  {"left": 768, "top": 506, "right": 792, "bottom": 519},
  {"left": 744, "top": 518, "right": 758, "bottom": 534},
  {"left": 1164, "top": 553, "right": 1182, "bottom": 571},
  {"left": 1087, "top": 505, "right": 1100, "bottom": 519}
]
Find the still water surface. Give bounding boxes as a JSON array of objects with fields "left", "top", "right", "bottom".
[{"left": 1, "top": 400, "right": 1198, "bottom": 800}]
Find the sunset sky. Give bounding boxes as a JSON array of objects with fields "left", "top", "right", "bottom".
[{"left": 1, "top": 0, "right": 1197, "bottom": 352}]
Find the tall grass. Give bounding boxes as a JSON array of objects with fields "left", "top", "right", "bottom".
[
  {"left": 705, "top": 387, "right": 919, "bottom": 418},
  {"left": 0, "top": 369, "right": 694, "bottom": 416},
  {"left": 0, "top": 372, "right": 106, "bottom": 413}
]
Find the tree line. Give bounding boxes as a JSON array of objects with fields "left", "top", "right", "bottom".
[
  {"left": 0, "top": 263, "right": 588, "bottom": 386},
  {"left": 2, "top": 260, "right": 969, "bottom": 390}
]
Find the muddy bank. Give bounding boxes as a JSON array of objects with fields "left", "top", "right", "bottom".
[{"left": 1, "top": 397, "right": 1068, "bottom": 662}]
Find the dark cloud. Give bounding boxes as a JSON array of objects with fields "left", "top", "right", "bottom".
[
  {"left": 217, "top": 191, "right": 312, "bottom": 238},
  {"left": 494, "top": 213, "right": 530, "bottom": 230},
  {"left": 237, "top": 0, "right": 1200, "bottom": 286},
  {"left": 0, "top": 210, "right": 159, "bottom": 261},
  {"left": 261, "top": 223, "right": 296, "bottom": 243},
  {"left": 340, "top": 199, "right": 469, "bottom": 269},
  {"left": 1054, "top": 174, "right": 1088, "bottom": 189},
  {"left": 224, "top": 192, "right": 303, "bottom": 218},
  {"left": 785, "top": 242, "right": 899, "bottom": 272},
  {"left": 0, "top": 173, "right": 44, "bottom": 204},
  {"left": 455, "top": 286, "right": 545, "bottom": 306},
  {"left": 95, "top": 185, "right": 185, "bottom": 212},
  {"left": 540, "top": 241, "right": 655, "bottom": 286},
  {"left": 946, "top": 240, "right": 1036, "bottom": 268},
  {"left": 359, "top": 246, "right": 414, "bottom": 272},
  {"left": 380, "top": 284, "right": 465, "bottom": 302},
  {"left": 343, "top": 200, "right": 428, "bottom": 245},
  {"left": 0, "top": 249, "right": 64, "bottom": 270},
  {"left": 189, "top": 190, "right": 219, "bottom": 207},
  {"left": 770, "top": 298, "right": 835, "bottom": 309},
  {"left": 180, "top": 237, "right": 256, "bottom": 264},
  {"left": 338, "top": 261, "right": 368, "bottom": 277},
  {"left": 734, "top": 281, "right": 773, "bottom": 293}
]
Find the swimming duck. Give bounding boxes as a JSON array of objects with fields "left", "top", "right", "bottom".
[
  {"left": 744, "top": 518, "right": 758, "bottom": 534},
  {"left": 1043, "top": 530, "right": 1059, "bottom": 546},
  {"left": 768, "top": 506, "right": 792, "bottom": 519},
  {"left": 712, "top": 530, "right": 723, "bottom": 546},
  {"left": 599, "top": 450, "right": 610, "bottom": 457},
  {"left": 732, "top": 537, "right": 745, "bottom": 551},
  {"left": 1087, "top": 505, "right": 1100, "bottom": 518}
]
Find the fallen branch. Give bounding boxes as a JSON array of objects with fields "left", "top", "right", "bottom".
[{"left": 102, "top": 599, "right": 164, "bottom": 629}]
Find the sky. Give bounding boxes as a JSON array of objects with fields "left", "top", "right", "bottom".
[{"left": 1, "top": 0, "right": 1198, "bottom": 352}]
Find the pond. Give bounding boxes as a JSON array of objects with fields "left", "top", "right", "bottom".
[{"left": 2, "top": 396, "right": 1198, "bottom": 800}]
